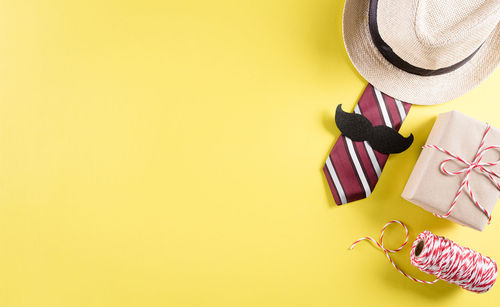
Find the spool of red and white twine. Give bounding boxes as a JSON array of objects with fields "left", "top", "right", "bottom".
[{"left": 350, "top": 221, "right": 498, "bottom": 293}]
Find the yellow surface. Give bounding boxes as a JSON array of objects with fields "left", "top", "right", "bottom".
[{"left": 0, "top": 1, "right": 499, "bottom": 306}]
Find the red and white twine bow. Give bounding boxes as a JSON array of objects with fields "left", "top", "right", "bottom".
[
  {"left": 423, "top": 124, "right": 500, "bottom": 222},
  {"left": 349, "top": 220, "right": 438, "bottom": 284}
]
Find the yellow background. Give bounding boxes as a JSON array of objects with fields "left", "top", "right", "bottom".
[{"left": 0, "top": 1, "right": 499, "bottom": 306}]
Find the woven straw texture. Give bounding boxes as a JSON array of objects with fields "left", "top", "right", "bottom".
[{"left": 343, "top": 0, "right": 500, "bottom": 105}]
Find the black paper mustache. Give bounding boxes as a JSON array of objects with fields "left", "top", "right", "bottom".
[{"left": 335, "top": 104, "right": 413, "bottom": 154}]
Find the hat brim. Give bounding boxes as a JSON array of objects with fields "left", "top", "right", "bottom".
[{"left": 343, "top": 0, "right": 500, "bottom": 105}]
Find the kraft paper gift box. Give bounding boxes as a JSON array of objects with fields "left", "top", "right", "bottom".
[{"left": 402, "top": 111, "right": 500, "bottom": 231}]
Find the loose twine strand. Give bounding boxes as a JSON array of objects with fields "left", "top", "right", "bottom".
[
  {"left": 423, "top": 124, "right": 500, "bottom": 223},
  {"left": 350, "top": 221, "right": 498, "bottom": 293},
  {"left": 350, "top": 220, "right": 438, "bottom": 284}
]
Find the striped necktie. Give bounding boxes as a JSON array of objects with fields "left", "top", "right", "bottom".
[{"left": 323, "top": 84, "right": 411, "bottom": 205}]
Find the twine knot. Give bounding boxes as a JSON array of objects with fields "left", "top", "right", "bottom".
[{"left": 423, "top": 124, "right": 500, "bottom": 222}]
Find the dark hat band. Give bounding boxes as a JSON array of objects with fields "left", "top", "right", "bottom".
[{"left": 368, "top": 0, "right": 482, "bottom": 76}]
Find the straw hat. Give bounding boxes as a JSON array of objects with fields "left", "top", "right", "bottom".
[{"left": 343, "top": 0, "right": 500, "bottom": 105}]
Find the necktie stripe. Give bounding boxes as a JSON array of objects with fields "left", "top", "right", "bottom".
[
  {"left": 325, "top": 157, "right": 347, "bottom": 204},
  {"left": 373, "top": 88, "right": 392, "bottom": 127},
  {"left": 323, "top": 166, "right": 342, "bottom": 205},
  {"left": 359, "top": 85, "right": 385, "bottom": 126},
  {"left": 383, "top": 93, "right": 412, "bottom": 132},
  {"left": 363, "top": 86, "right": 391, "bottom": 168},
  {"left": 340, "top": 137, "right": 366, "bottom": 201},
  {"left": 383, "top": 93, "right": 401, "bottom": 128},
  {"left": 395, "top": 99, "right": 407, "bottom": 122},
  {"left": 355, "top": 105, "right": 382, "bottom": 178},
  {"left": 366, "top": 90, "right": 391, "bottom": 170},
  {"left": 403, "top": 101, "right": 412, "bottom": 114},
  {"left": 345, "top": 136, "right": 372, "bottom": 197},
  {"left": 332, "top": 137, "right": 365, "bottom": 202},
  {"left": 354, "top": 104, "right": 362, "bottom": 115},
  {"left": 361, "top": 86, "right": 389, "bottom": 169},
  {"left": 352, "top": 139, "right": 379, "bottom": 188},
  {"left": 374, "top": 151, "right": 389, "bottom": 168},
  {"left": 363, "top": 141, "right": 381, "bottom": 178},
  {"left": 383, "top": 94, "right": 398, "bottom": 127}
]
